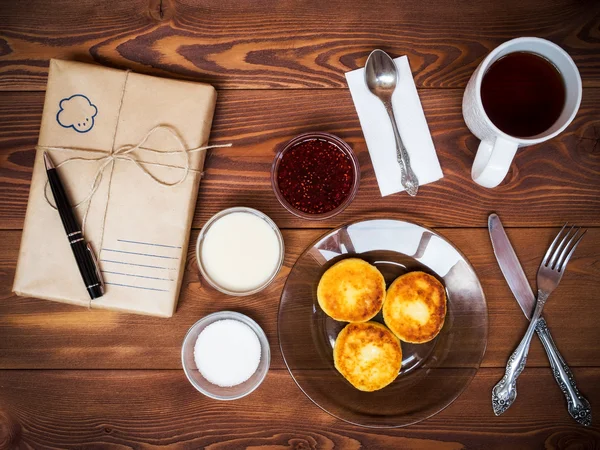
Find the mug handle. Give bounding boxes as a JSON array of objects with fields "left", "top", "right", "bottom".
[{"left": 471, "top": 137, "right": 519, "bottom": 188}]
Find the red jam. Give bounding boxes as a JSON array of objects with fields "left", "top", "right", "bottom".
[{"left": 277, "top": 138, "right": 354, "bottom": 215}]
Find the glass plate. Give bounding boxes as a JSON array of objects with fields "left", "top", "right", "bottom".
[{"left": 278, "top": 219, "right": 488, "bottom": 427}]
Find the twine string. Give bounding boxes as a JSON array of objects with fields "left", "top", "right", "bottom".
[{"left": 39, "top": 124, "right": 231, "bottom": 234}]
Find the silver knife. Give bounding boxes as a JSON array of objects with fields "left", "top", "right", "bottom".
[{"left": 488, "top": 213, "right": 591, "bottom": 426}]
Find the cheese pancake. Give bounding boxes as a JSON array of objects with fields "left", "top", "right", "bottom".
[
  {"left": 317, "top": 258, "right": 385, "bottom": 322},
  {"left": 383, "top": 271, "right": 446, "bottom": 343},
  {"left": 333, "top": 322, "right": 402, "bottom": 392}
]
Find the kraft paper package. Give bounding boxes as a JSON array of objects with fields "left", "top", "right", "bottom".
[{"left": 13, "top": 59, "right": 217, "bottom": 317}]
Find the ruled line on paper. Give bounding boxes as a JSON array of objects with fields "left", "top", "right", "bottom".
[
  {"left": 101, "top": 248, "right": 179, "bottom": 260},
  {"left": 117, "top": 239, "right": 182, "bottom": 249},
  {"left": 101, "top": 270, "right": 174, "bottom": 282},
  {"left": 105, "top": 282, "right": 169, "bottom": 292},
  {"left": 100, "top": 259, "right": 177, "bottom": 270}
]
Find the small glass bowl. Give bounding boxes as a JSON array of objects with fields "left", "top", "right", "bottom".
[
  {"left": 182, "top": 311, "right": 271, "bottom": 400},
  {"left": 271, "top": 132, "right": 360, "bottom": 220},
  {"left": 196, "top": 207, "right": 285, "bottom": 296}
]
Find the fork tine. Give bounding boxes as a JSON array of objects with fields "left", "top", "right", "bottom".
[
  {"left": 542, "top": 223, "right": 568, "bottom": 266},
  {"left": 557, "top": 229, "right": 586, "bottom": 273},
  {"left": 549, "top": 225, "right": 575, "bottom": 269},
  {"left": 554, "top": 227, "right": 580, "bottom": 268}
]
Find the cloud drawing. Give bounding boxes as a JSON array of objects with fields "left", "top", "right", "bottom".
[{"left": 56, "top": 94, "right": 98, "bottom": 133}]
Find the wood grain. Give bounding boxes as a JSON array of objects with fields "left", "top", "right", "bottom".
[
  {"left": 1, "top": 0, "right": 599, "bottom": 91},
  {"left": 1, "top": 228, "right": 598, "bottom": 370},
  {"left": 1, "top": 89, "right": 599, "bottom": 230},
  {"left": 0, "top": 368, "right": 598, "bottom": 449}
]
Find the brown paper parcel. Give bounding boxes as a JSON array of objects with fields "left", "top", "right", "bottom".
[{"left": 13, "top": 59, "right": 218, "bottom": 317}]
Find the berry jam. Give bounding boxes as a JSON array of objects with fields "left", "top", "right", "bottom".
[{"left": 276, "top": 138, "right": 355, "bottom": 215}]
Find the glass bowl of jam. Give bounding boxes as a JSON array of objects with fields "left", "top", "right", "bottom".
[{"left": 271, "top": 132, "right": 360, "bottom": 220}]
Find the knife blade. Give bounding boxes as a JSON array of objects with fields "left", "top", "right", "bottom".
[{"left": 488, "top": 213, "right": 536, "bottom": 320}]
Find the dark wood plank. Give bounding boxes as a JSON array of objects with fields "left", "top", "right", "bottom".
[
  {"left": 1, "top": 89, "right": 599, "bottom": 230},
  {"left": 1, "top": 228, "right": 598, "bottom": 370},
  {"left": 0, "top": 368, "right": 598, "bottom": 448},
  {"left": 1, "top": 0, "right": 598, "bottom": 90}
]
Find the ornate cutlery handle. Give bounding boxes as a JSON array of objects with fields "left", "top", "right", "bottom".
[
  {"left": 492, "top": 291, "right": 549, "bottom": 415},
  {"left": 383, "top": 101, "right": 419, "bottom": 196},
  {"left": 536, "top": 318, "right": 592, "bottom": 426}
]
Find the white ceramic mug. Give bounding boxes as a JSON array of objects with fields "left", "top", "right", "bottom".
[{"left": 462, "top": 37, "right": 582, "bottom": 188}]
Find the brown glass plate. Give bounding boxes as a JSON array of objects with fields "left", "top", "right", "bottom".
[{"left": 278, "top": 219, "right": 488, "bottom": 427}]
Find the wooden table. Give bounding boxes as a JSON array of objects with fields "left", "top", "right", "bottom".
[{"left": 1, "top": 0, "right": 599, "bottom": 448}]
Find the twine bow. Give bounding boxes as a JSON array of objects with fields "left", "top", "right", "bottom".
[{"left": 39, "top": 124, "right": 231, "bottom": 235}]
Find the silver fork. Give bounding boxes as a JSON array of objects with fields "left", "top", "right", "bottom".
[{"left": 492, "top": 224, "right": 587, "bottom": 416}]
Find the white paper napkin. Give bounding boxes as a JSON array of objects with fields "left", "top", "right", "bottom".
[{"left": 345, "top": 56, "right": 443, "bottom": 196}]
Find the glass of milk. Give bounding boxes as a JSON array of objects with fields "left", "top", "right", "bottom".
[{"left": 196, "top": 207, "right": 285, "bottom": 296}]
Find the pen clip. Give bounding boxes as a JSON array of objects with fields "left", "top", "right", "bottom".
[{"left": 87, "top": 242, "right": 104, "bottom": 289}]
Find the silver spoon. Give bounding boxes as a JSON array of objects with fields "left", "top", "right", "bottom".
[{"left": 365, "top": 49, "right": 419, "bottom": 196}]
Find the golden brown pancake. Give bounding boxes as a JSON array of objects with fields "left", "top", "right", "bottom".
[
  {"left": 333, "top": 322, "right": 402, "bottom": 392},
  {"left": 383, "top": 271, "right": 447, "bottom": 343},
  {"left": 317, "top": 258, "right": 385, "bottom": 322}
]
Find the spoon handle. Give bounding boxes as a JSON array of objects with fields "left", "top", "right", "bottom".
[{"left": 383, "top": 101, "right": 419, "bottom": 196}]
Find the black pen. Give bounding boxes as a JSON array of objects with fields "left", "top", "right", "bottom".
[{"left": 44, "top": 152, "right": 105, "bottom": 300}]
